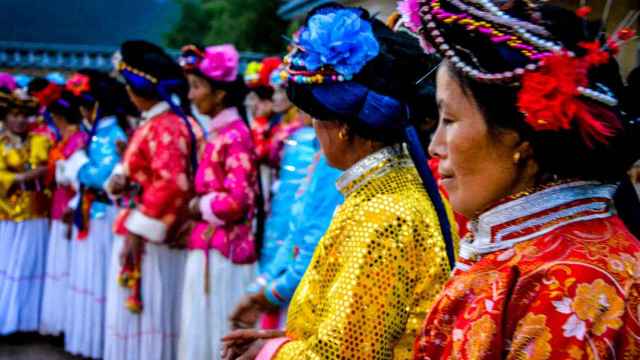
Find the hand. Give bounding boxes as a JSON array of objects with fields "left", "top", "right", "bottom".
[
  {"left": 61, "top": 207, "right": 74, "bottom": 225},
  {"left": 230, "top": 294, "right": 262, "bottom": 329},
  {"left": 222, "top": 329, "right": 284, "bottom": 360},
  {"left": 108, "top": 174, "right": 128, "bottom": 196},
  {"left": 119, "top": 233, "right": 144, "bottom": 266},
  {"left": 188, "top": 197, "right": 202, "bottom": 220},
  {"left": 222, "top": 338, "right": 265, "bottom": 360},
  {"left": 15, "top": 166, "right": 48, "bottom": 183}
]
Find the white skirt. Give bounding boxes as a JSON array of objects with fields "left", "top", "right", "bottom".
[
  {"left": 178, "top": 249, "right": 255, "bottom": 360},
  {"left": 40, "top": 219, "right": 72, "bottom": 336},
  {"left": 104, "top": 236, "right": 186, "bottom": 360},
  {"left": 0, "top": 218, "right": 49, "bottom": 335},
  {"left": 65, "top": 206, "right": 117, "bottom": 359}
]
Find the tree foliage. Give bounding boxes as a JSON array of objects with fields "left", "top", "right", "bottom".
[{"left": 165, "top": 0, "right": 289, "bottom": 54}]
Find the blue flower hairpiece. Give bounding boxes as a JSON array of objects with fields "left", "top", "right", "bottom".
[{"left": 297, "top": 8, "right": 380, "bottom": 79}]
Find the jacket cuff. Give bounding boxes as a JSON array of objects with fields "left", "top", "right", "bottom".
[
  {"left": 264, "top": 283, "right": 287, "bottom": 307},
  {"left": 124, "top": 209, "right": 167, "bottom": 243},
  {"left": 64, "top": 150, "right": 89, "bottom": 188},
  {"left": 199, "top": 192, "right": 224, "bottom": 226}
]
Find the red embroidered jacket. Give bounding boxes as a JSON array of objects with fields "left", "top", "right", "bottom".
[
  {"left": 414, "top": 181, "right": 640, "bottom": 360},
  {"left": 113, "top": 102, "right": 203, "bottom": 245}
]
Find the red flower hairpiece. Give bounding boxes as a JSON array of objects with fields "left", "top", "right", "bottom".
[
  {"left": 66, "top": 73, "right": 91, "bottom": 97},
  {"left": 517, "top": 52, "right": 620, "bottom": 147}
]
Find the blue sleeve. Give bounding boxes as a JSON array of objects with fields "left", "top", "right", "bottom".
[
  {"left": 77, "top": 125, "right": 126, "bottom": 190},
  {"left": 265, "top": 156, "right": 343, "bottom": 306}
]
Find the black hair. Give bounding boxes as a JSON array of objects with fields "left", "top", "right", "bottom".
[
  {"left": 436, "top": 4, "right": 639, "bottom": 184},
  {"left": 77, "top": 69, "right": 138, "bottom": 133},
  {"left": 254, "top": 86, "right": 274, "bottom": 101},
  {"left": 47, "top": 90, "right": 83, "bottom": 125},
  {"left": 287, "top": 2, "right": 438, "bottom": 145},
  {"left": 27, "top": 77, "right": 50, "bottom": 95}
]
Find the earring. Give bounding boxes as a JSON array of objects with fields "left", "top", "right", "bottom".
[
  {"left": 513, "top": 152, "right": 521, "bottom": 164},
  {"left": 338, "top": 129, "right": 347, "bottom": 140}
]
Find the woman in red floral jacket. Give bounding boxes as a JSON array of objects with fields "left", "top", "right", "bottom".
[
  {"left": 103, "top": 40, "right": 203, "bottom": 360},
  {"left": 399, "top": 0, "right": 640, "bottom": 358}
]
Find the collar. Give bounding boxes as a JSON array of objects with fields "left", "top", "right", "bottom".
[
  {"left": 96, "top": 116, "right": 117, "bottom": 130},
  {"left": 336, "top": 144, "right": 409, "bottom": 196},
  {"left": 141, "top": 101, "right": 170, "bottom": 123},
  {"left": 457, "top": 181, "right": 616, "bottom": 266},
  {"left": 210, "top": 107, "right": 241, "bottom": 132}
]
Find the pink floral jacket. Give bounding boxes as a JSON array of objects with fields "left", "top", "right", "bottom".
[{"left": 189, "top": 107, "right": 258, "bottom": 264}]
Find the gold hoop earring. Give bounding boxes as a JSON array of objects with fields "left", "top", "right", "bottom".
[
  {"left": 513, "top": 152, "right": 521, "bottom": 164},
  {"left": 338, "top": 129, "right": 347, "bottom": 140}
]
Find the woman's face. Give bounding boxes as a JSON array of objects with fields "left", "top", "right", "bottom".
[
  {"left": 313, "top": 118, "right": 350, "bottom": 170},
  {"left": 428, "top": 64, "right": 536, "bottom": 218},
  {"left": 187, "top": 74, "right": 223, "bottom": 116},
  {"left": 6, "top": 110, "right": 29, "bottom": 135},
  {"left": 271, "top": 88, "right": 291, "bottom": 113}
]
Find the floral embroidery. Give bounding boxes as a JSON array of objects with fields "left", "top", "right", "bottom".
[
  {"left": 508, "top": 313, "right": 551, "bottom": 360},
  {"left": 465, "top": 315, "right": 496, "bottom": 359},
  {"left": 573, "top": 279, "right": 624, "bottom": 335}
]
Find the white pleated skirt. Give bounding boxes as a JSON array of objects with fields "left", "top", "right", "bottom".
[
  {"left": 0, "top": 218, "right": 49, "bottom": 335},
  {"left": 40, "top": 219, "right": 71, "bottom": 336},
  {"left": 104, "top": 235, "right": 186, "bottom": 360},
  {"left": 64, "top": 206, "right": 117, "bottom": 359},
  {"left": 178, "top": 249, "right": 255, "bottom": 360}
]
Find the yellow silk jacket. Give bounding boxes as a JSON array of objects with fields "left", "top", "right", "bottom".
[
  {"left": 0, "top": 131, "right": 52, "bottom": 221},
  {"left": 274, "top": 145, "right": 455, "bottom": 360}
]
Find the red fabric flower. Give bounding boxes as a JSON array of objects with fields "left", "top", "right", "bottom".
[
  {"left": 579, "top": 41, "right": 610, "bottom": 66},
  {"left": 576, "top": 6, "right": 592, "bottom": 18},
  {"left": 65, "top": 73, "right": 91, "bottom": 97},
  {"left": 517, "top": 52, "right": 620, "bottom": 147},
  {"left": 518, "top": 53, "right": 586, "bottom": 132}
]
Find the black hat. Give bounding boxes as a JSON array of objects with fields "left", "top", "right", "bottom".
[{"left": 118, "top": 40, "right": 184, "bottom": 85}]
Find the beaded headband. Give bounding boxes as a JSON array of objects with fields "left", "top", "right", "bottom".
[
  {"left": 408, "top": 0, "right": 636, "bottom": 102},
  {"left": 116, "top": 61, "right": 159, "bottom": 84}
]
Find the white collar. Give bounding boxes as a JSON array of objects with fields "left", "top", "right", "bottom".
[
  {"left": 141, "top": 102, "right": 170, "bottom": 123},
  {"left": 457, "top": 181, "right": 616, "bottom": 266},
  {"left": 336, "top": 144, "right": 408, "bottom": 196}
]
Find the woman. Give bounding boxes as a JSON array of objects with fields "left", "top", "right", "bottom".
[
  {"left": 177, "top": 43, "right": 258, "bottom": 359},
  {"left": 0, "top": 92, "right": 51, "bottom": 335},
  {"left": 39, "top": 90, "right": 88, "bottom": 337},
  {"left": 223, "top": 4, "right": 456, "bottom": 359},
  {"left": 403, "top": 0, "right": 640, "bottom": 357},
  {"left": 104, "top": 40, "right": 203, "bottom": 360},
  {"left": 63, "top": 71, "right": 130, "bottom": 359}
]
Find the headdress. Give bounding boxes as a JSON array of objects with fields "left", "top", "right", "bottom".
[
  {"left": 179, "top": 44, "right": 240, "bottom": 83},
  {"left": 285, "top": 4, "right": 457, "bottom": 269},
  {"left": 118, "top": 40, "right": 198, "bottom": 171},
  {"left": 402, "top": 0, "right": 638, "bottom": 146}
]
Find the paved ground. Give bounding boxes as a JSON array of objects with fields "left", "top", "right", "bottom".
[{"left": 0, "top": 333, "right": 82, "bottom": 360}]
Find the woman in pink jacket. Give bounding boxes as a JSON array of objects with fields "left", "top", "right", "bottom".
[{"left": 178, "top": 44, "right": 259, "bottom": 359}]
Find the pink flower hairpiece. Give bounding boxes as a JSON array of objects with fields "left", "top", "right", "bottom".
[{"left": 198, "top": 44, "right": 239, "bottom": 83}]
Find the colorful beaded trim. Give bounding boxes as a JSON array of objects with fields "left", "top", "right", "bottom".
[{"left": 116, "top": 61, "right": 159, "bottom": 84}]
